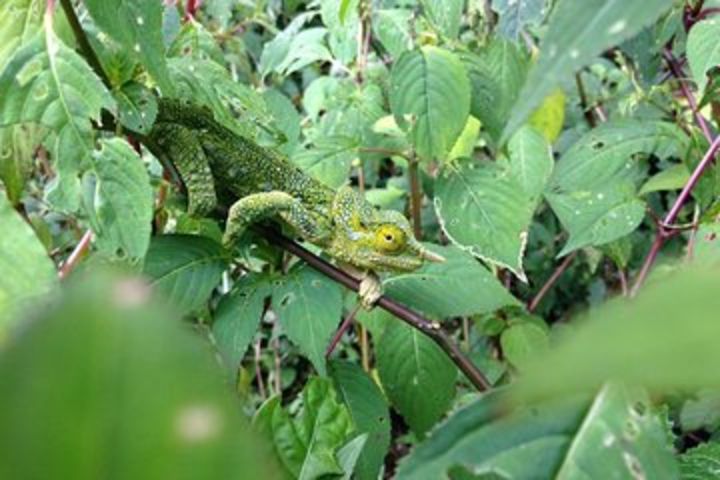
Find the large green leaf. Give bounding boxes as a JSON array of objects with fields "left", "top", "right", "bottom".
[
  {"left": 143, "top": 235, "right": 227, "bottom": 314},
  {"left": 462, "top": 40, "right": 528, "bottom": 146},
  {"left": 0, "top": 0, "right": 43, "bottom": 70},
  {"left": 212, "top": 273, "right": 271, "bottom": 369},
  {"left": 376, "top": 321, "right": 457, "bottom": 436},
  {"left": 493, "top": 0, "right": 546, "bottom": 40},
  {"left": 680, "top": 442, "right": 720, "bottom": 479},
  {"left": 0, "top": 192, "right": 56, "bottom": 331},
  {"left": 84, "top": 0, "right": 174, "bottom": 93},
  {"left": 254, "top": 378, "right": 354, "bottom": 480},
  {"left": 373, "top": 9, "right": 413, "bottom": 59},
  {"left": 383, "top": 244, "right": 518, "bottom": 318},
  {"left": 330, "top": 361, "right": 391, "bottom": 480},
  {"left": 113, "top": 81, "right": 158, "bottom": 135},
  {"left": 545, "top": 120, "right": 687, "bottom": 256},
  {"left": 321, "top": 0, "right": 359, "bottom": 64},
  {"left": 292, "top": 135, "right": 359, "bottom": 189},
  {"left": 274, "top": 265, "right": 343, "bottom": 376},
  {"left": 503, "top": 0, "right": 674, "bottom": 141},
  {"left": 435, "top": 126, "right": 552, "bottom": 277},
  {"left": 0, "top": 273, "right": 278, "bottom": 480},
  {"left": 397, "top": 383, "right": 677, "bottom": 479},
  {"left": 687, "top": 18, "right": 720, "bottom": 98},
  {"left": 0, "top": 27, "right": 115, "bottom": 212},
  {"left": 390, "top": 46, "right": 470, "bottom": 160},
  {"left": 421, "top": 0, "right": 463, "bottom": 39},
  {"left": 83, "top": 138, "right": 153, "bottom": 263}
]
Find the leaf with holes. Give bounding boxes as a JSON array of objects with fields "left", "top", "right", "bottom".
[
  {"left": 435, "top": 126, "right": 552, "bottom": 278},
  {"left": 212, "top": 274, "right": 271, "bottom": 369},
  {"left": 114, "top": 81, "right": 158, "bottom": 135},
  {"left": 397, "top": 383, "right": 677, "bottom": 479},
  {"left": 83, "top": 138, "right": 153, "bottom": 262},
  {"left": 502, "top": 0, "right": 674, "bottom": 141},
  {"left": 390, "top": 46, "right": 470, "bottom": 160},
  {"left": 376, "top": 321, "right": 457, "bottom": 436},
  {"left": 330, "top": 361, "right": 391, "bottom": 480},
  {"left": 0, "top": 192, "right": 56, "bottom": 330},
  {"left": 274, "top": 265, "right": 343, "bottom": 376},
  {"left": 545, "top": 120, "right": 688, "bottom": 256},
  {"left": 0, "top": 28, "right": 115, "bottom": 212},
  {"left": 143, "top": 234, "right": 227, "bottom": 314},
  {"left": 84, "top": 0, "right": 174, "bottom": 93},
  {"left": 687, "top": 18, "right": 720, "bottom": 98},
  {"left": 253, "top": 377, "right": 354, "bottom": 480},
  {"left": 383, "top": 244, "right": 518, "bottom": 318}
]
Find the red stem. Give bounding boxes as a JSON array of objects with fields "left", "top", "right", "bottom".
[
  {"left": 527, "top": 251, "right": 578, "bottom": 312},
  {"left": 185, "top": 0, "right": 200, "bottom": 21},
  {"left": 58, "top": 230, "right": 93, "bottom": 280},
  {"left": 325, "top": 304, "right": 362, "bottom": 357}
]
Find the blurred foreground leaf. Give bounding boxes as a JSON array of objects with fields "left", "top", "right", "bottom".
[{"left": 0, "top": 273, "right": 278, "bottom": 480}]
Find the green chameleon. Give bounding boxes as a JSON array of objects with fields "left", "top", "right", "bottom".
[{"left": 143, "top": 98, "right": 444, "bottom": 307}]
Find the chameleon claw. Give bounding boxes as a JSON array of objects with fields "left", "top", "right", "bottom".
[
  {"left": 420, "top": 248, "right": 446, "bottom": 263},
  {"left": 358, "top": 272, "right": 383, "bottom": 310}
]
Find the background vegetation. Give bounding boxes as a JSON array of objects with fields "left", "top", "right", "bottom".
[{"left": 1, "top": 0, "right": 720, "bottom": 478}]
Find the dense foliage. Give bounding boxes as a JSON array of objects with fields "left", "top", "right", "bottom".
[{"left": 1, "top": 0, "right": 720, "bottom": 478}]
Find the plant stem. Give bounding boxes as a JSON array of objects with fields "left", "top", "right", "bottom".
[
  {"left": 408, "top": 155, "right": 423, "bottom": 239},
  {"left": 527, "top": 251, "right": 578, "bottom": 313},
  {"left": 253, "top": 339, "right": 267, "bottom": 400},
  {"left": 258, "top": 226, "right": 491, "bottom": 391},
  {"left": 58, "top": 229, "right": 93, "bottom": 280},
  {"left": 359, "top": 147, "right": 410, "bottom": 160},
  {"left": 575, "top": 72, "right": 597, "bottom": 128},
  {"left": 58, "top": 0, "right": 112, "bottom": 89},
  {"left": 325, "top": 304, "right": 362, "bottom": 357},
  {"left": 630, "top": 135, "right": 720, "bottom": 296}
]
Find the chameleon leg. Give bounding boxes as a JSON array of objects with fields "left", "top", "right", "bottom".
[
  {"left": 358, "top": 271, "right": 383, "bottom": 309},
  {"left": 150, "top": 123, "right": 217, "bottom": 216},
  {"left": 223, "top": 191, "right": 326, "bottom": 246}
]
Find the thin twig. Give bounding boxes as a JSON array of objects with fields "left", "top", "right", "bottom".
[
  {"left": 527, "top": 251, "right": 578, "bottom": 313},
  {"left": 631, "top": 135, "right": 720, "bottom": 295},
  {"left": 326, "top": 304, "right": 363, "bottom": 357},
  {"left": 575, "top": 72, "right": 597, "bottom": 128},
  {"left": 254, "top": 339, "right": 267, "bottom": 400},
  {"left": 58, "top": 230, "right": 93, "bottom": 280},
  {"left": 258, "top": 226, "right": 491, "bottom": 391},
  {"left": 618, "top": 268, "right": 629, "bottom": 297},
  {"left": 58, "top": 0, "right": 112, "bottom": 88},
  {"left": 408, "top": 155, "right": 423, "bottom": 239}
]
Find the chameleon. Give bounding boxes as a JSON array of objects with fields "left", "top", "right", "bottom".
[{"left": 142, "top": 98, "right": 444, "bottom": 308}]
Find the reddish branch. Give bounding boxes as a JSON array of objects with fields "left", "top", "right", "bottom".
[
  {"left": 58, "top": 230, "right": 93, "bottom": 280},
  {"left": 258, "top": 226, "right": 492, "bottom": 391},
  {"left": 185, "top": 0, "right": 201, "bottom": 21},
  {"left": 527, "top": 252, "right": 578, "bottom": 312}
]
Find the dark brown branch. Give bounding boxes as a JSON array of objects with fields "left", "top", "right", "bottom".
[
  {"left": 408, "top": 156, "right": 423, "bottom": 239},
  {"left": 257, "top": 226, "right": 492, "bottom": 391},
  {"left": 527, "top": 251, "right": 578, "bottom": 313}
]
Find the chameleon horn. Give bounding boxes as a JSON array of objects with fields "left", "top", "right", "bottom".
[{"left": 421, "top": 248, "right": 446, "bottom": 263}]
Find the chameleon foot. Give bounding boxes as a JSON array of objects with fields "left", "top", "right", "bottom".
[{"left": 359, "top": 272, "right": 383, "bottom": 310}]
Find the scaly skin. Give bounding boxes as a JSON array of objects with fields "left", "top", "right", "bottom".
[{"left": 145, "top": 98, "right": 444, "bottom": 307}]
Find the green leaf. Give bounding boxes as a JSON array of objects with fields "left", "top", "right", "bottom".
[
  {"left": 263, "top": 88, "right": 301, "bottom": 155},
  {"left": 390, "top": 46, "right": 470, "bottom": 160},
  {"left": 373, "top": 9, "right": 413, "bottom": 59},
  {"left": 0, "top": 124, "right": 40, "bottom": 205},
  {"left": 293, "top": 135, "right": 358, "bottom": 189},
  {"left": 0, "top": 29, "right": 115, "bottom": 212},
  {"left": 528, "top": 87, "right": 566, "bottom": 144},
  {"left": 384, "top": 244, "right": 518, "bottom": 318},
  {"left": 114, "top": 81, "right": 158, "bottom": 135},
  {"left": 462, "top": 40, "right": 529, "bottom": 145},
  {"left": 680, "top": 390, "right": 720, "bottom": 432},
  {"left": 0, "top": 0, "right": 43, "bottom": 70},
  {"left": 212, "top": 274, "right": 270, "bottom": 369},
  {"left": 259, "top": 12, "right": 318, "bottom": 76},
  {"left": 337, "top": 434, "right": 369, "bottom": 480},
  {"left": 0, "top": 273, "right": 278, "bottom": 480},
  {"left": 680, "top": 442, "right": 720, "bottom": 479},
  {"left": 83, "top": 138, "right": 153, "bottom": 262},
  {"left": 492, "top": 0, "right": 546, "bottom": 40},
  {"left": 397, "top": 384, "right": 677, "bottom": 479},
  {"left": 503, "top": 0, "right": 674, "bottom": 141},
  {"left": 254, "top": 378, "right": 354, "bottom": 480},
  {"left": 330, "top": 361, "right": 391, "bottom": 480},
  {"left": 545, "top": 120, "right": 687, "bottom": 256},
  {"left": 421, "top": 0, "right": 463, "bottom": 39},
  {"left": 687, "top": 18, "right": 720, "bottom": 98},
  {"left": 376, "top": 321, "right": 457, "bottom": 436},
  {"left": 274, "top": 266, "right": 343, "bottom": 376},
  {"left": 143, "top": 235, "right": 227, "bottom": 314},
  {"left": 0, "top": 192, "right": 56, "bottom": 330},
  {"left": 448, "top": 116, "right": 481, "bottom": 161},
  {"left": 692, "top": 222, "right": 720, "bottom": 264},
  {"left": 639, "top": 163, "right": 691, "bottom": 195},
  {"left": 500, "top": 322, "right": 550, "bottom": 370},
  {"left": 436, "top": 125, "right": 553, "bottom": 278},
  {"left": 321, "top": 0, "right": 359, "bottom": 64},
  {"left": 514, "top": 265, "right": 720, "bottom": 400},
  {"left": 84, "top": 0, "right": 174, "bottom": 93},
  {"left": 276, "top": 27, "right": 333, "bottom": 76}
]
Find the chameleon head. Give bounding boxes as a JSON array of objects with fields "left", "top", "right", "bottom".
[{"left": 330, "top": 209, "right": 445, "bottom": 272}]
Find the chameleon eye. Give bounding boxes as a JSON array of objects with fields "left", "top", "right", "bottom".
[{"left": 375, "top": 225, "right": 406, "bottom": 253}]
